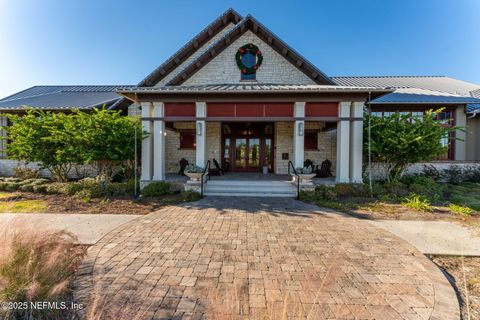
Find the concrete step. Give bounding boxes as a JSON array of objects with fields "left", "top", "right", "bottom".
[{"left": 203, "top": 180, "right": 297, "bottom": 198}]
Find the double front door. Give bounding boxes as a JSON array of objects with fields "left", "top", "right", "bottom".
[{"left": 222, "top": 123, "right": 274, "bottom": 172}]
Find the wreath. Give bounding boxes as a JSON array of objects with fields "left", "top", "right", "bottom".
[{"left": 235, "top": 43, "right": 263, "bottom": 74}]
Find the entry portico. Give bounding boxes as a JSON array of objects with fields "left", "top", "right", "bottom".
[{"left": 119, "top": 85, "right": 391, "bottom": 187}]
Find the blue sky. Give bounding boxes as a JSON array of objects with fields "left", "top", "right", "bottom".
[{"left": 1, "top": 0, "right": 479, "bottom": 97}]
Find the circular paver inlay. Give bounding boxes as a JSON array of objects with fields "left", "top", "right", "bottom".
[{"left": 74, "top": 198, "right": 459, "bottom": 319}]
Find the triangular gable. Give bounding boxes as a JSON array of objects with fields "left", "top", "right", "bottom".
[
  {"left": 166, "top": 15, "right": 334, "bottom": 86},
  {"left": 139, "top": 8, "right": 243, "bottom": 87}
]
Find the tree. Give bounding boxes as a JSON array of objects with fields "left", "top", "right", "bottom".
[
  {"left": 5, "top": 110, "right": 83, "bottom": 181},
  {"left": 364, "top": 109, "right": 460, "bottom": 182},
  {"left": 3, "top": 108, "right": 142, "bottom": 183}
]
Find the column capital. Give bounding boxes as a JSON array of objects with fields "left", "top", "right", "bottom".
[
  {"left": 195, "top": 102, "right": 207, "bottom": 118},
  {"left": 338, "top": 102, "right": 352, "bottom": 118}
]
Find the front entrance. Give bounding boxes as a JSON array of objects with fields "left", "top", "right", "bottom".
[{"left": 222, "top": 123, "right": 274, "bottom": 172}]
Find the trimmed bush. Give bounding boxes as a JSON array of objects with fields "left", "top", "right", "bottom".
[
  {"left": 313, "top": 185, "right": 337, "bottom": 201},
  {"left": 142, "top": 181, "right": 175, "bottom": 197},
  {"left": 12, "top": 167, "right": 39, "bottom": 180},
  {"left": 180, "top": 190, "right": 201, "bottom": 202},
  {"left": 32, "top": 185, "right": 48, "bottom": 193},
  {"left": 403, "top": 176, "right": 445, "bottom": 202},
  {"left": 107, "top": 180, "right": 136, "bottom": 196},
  {"left": 19, "top": 184, "right": 35, "bottom": 192},
  {"left": 334, "top": 183, "right": 369, "bottom": 197},
  {"left": 5, "top": 183, "right": 21, "bottom": 192}
]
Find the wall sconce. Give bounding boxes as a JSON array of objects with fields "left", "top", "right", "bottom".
[
  {"left": 298, "top": 122, "right": 304, "bottom": 136},
  {"left": 197, "top": 122, "right": 203, "bottom": 136}
]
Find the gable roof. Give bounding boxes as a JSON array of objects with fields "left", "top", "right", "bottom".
[
  {"left": 0, "top": 85, "right": 126, "bottom": 111},
  {"left": 369, "top": 87, "right": 480, "bottom": 105},
  {"left": 165, "top": 15, "right": 335, "bottom": 86},
  {"left": 138, "top": 8, "right": 243, "bottom": 87}
]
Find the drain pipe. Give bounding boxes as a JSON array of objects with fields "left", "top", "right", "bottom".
[{"left": 367, "top": 92, "right": 373, "bottom": 196}]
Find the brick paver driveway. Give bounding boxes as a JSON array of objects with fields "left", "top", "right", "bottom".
[{"left": 74, "top": 198, "right": 459, "bottom": 320}]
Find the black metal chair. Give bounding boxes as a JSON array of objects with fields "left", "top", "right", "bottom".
[
  {"left": 316, "top": 159, "right": 333, "bottom": 178},
  {"left": 179, "top": 158, "right": 189, "bottom": 175}
]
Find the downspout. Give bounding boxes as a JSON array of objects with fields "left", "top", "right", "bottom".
[{"left": 134, "top": 92, "right": 139, "bottom": 198}]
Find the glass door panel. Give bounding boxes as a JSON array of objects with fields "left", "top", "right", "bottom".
[
  {"left": 249, "top": 138, "right": 260, "bottom": 168},
  {"left": 235, "top": 138, "right": 247, "bottom": 169}
]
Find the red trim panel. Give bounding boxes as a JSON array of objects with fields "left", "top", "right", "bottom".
[
  {"left": 164, "top": 103, "right": 196, "bottom": 117},
  {"left": 207, "top": 103, "right": 293, "bottom": 118},
  {"left": 305, "top": 102, "right": 338, "bottom": 117}
]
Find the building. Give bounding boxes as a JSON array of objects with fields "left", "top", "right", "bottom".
[{"left": 1, "top": 9, "right": 480, "bottom": 195}]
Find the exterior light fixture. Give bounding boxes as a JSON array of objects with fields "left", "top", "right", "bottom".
[
  {"left": 298, "top": 122, "right": 304, "bottom": 136},
  {"left": 197, "top": 122, "right": 203, "bottom": 136}
]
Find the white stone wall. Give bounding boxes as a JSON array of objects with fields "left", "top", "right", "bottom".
[
  {"left": 183, "top": 31, "right": 316, "bottom": 85},
  {"left": 155, "top": 23, "right": 236, "bottom": 86},
  {"left": 206, "top": 122, "right": 221, "bottom": 164},
  {"left": 275, "top": 122, "right": 294, "bottom": 174},
  {"left": 165, "top": 122, "right": 196, "bottom": 173},
  {"left": 466, "top": 117, "right": 480, "bottom": 161},
  {"left": 304, "top": 122, "right": 337, "bottom": 175},
  {"left": 0, "top": 160, "right": 95, "bottom": 179}
]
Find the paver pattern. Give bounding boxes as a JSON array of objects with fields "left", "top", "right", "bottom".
[{"left": 74, "top": 198, "right": 459, "bottom": 319}]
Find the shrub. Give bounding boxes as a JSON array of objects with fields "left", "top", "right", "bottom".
[
  {"left": 142, "top": 181, "right": 175, "bottom": 197},
  {"left": 314, "top": 185, "right": 337, "bottom": 201},
  {"left": 463, "top": 165, "right": 480, "bottom": 183},
  {"left": 0, "top": 230, "right": 86, "bottom": 320},
  {"left": 448, "top": 203, "right": 474, "bottom": 216},
  {"left": 443, "top": 165, "right": 464, "bottom": 184},
  {"left": 107, "top": 180, "right": 136, "bottom": 196},
  {"left": 75, "top": 178, "right": 103, "bottom": 198},
  {"left": 32, "top": 185, "right": 48, "bottom": 193},
  {"left": 19, "top": 184, "right": 35, "bottom": 192},
  {"left": 0, "top": 182, "right": 9, "bottom": 191},
  {"left": 334, "top": 183, "right": 368, "bottom": 197},
  {"left": 403, "top": 176, "right": 445, "bottom": 202},
  {"left": 383, "top": 181, "right": 409, "bottom": 198},
  {"left": 402, "top": 194, "right": 433, "bottom": 212},
  {"left": 13, "top": 167, "right": 39, "bottom": 180},
  {"left": 5, "top": 183, "right": 20, "bottom": 192},
  {"left": 46, "top": 183, "right": 70, "bottom": 195},
  {"left": 180, "top": 190, "right": 201, "bottom": 202},
  {"left": 422, "top": 164, "right": 442, "bottom": 181}
]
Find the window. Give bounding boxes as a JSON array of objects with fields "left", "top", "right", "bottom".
[
  {"left": 179, "top": 131, "right": 196, "bottom": 149},
  {"left": 304, "top": 131, "right": 318, "bottom": 150},
  {"left": 240, "top": 52, "right": 256, "bottom": 81}
]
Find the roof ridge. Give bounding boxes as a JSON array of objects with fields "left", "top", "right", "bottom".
[
  {"left": 165, "top": 15, "right": 334, "bottom": 86},
  {"left": 137, "top": 8, "right": 243, "bottom": 87}
]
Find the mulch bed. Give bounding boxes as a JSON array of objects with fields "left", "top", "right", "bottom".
[
  {"left": 2, "top": 192, "right": 186, "bottom": 215},
  {"left": 430, "top": 255, "right": 480, "bottom": 320}
]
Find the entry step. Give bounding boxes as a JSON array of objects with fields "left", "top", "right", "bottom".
[{"left": 203, "top": 180, "right": 297, "bottom": 198}]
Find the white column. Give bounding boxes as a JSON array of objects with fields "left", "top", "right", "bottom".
[
  {"left": 349, "top": 102, "right": 364, "bottom": 183},
  {"left": 195, "top": 102, "right": 207, "bottom": 168},
  {"left": 336, "top": 102, "right": 351, "bottom": 183},
  {"left": 455, "top": 105, "right": 466, "bottom": 161},
  {"left": 152, "top": 102, "right": 166, "bottom": 181},
  {"left": 293, "top": 102, "right": 305, "bottom": 168},
  {"left": 140, "top": 102, "right": 153, "bottom": 182}
]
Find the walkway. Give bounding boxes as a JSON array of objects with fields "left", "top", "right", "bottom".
[
  {"left": 0, "top": 213, "right": 140, "bottom": 244},
  {"left": 74, "top": 198, "right": 459, "bottom": 319},
  {"left": 369, "top": 219, "right": 480, "bottom": 256}
]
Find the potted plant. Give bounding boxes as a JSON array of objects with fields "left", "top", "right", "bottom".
[{"left": 184, "top": 164, "right": 204, "bottom": 182}]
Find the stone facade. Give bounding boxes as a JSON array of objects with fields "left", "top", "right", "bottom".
[
  {"left": 0, "top": 114, "right": 7, "bottom": 159},
  {"left": 304, "top": 122, "right": 337, "bottom": 175},
  {"left": 0, "top": 159, "right": 95, "bottom": 179},
  {"left": 165, "top": 122, "right": 196, "bottom": 173},
  {"left": 183, "top": 31, "right": 316, "bottom": 85},
  {"left": 274, "top": 122, "right": 293, "bottom": 174},
  {"left": 155, "top": 23, "right": 236, "bottom": 86},
  {"left": 205, "top": 122, "right": 221, "bottom": 165}
]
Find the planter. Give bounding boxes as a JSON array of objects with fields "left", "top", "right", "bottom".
[
  {"left": 298, "top": 173, "right": 316, "bottom": 183},
  {"left": 185, "top": 172, "right": 203, "bottom": 182},
  {"left": 262, "top": 166, "right": 268, "bottom": 175}
]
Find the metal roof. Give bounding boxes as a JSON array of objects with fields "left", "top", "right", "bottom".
[
  {"left": 117, "top": 84, "right": 391, "bottom": 94},
  {"left": 369, "top": 88, "right": 480, "bottom": 105},
  {"left": 0, "top": 86, "right": 126, "bottom": 111},
  {"left": 332, "top": 76, "right": 480, "bottom": 96}
]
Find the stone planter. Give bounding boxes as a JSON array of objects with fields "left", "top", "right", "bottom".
[
  {"left": 185, "top": 172, "right": 203, "bottom": 182},
  {"left": 292, "top": 173, "right": 316, "bottom": 191}
]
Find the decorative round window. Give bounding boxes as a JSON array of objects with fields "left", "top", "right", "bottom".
[{"left": 235, "top": 43, "right": 263, "bottom": 74}]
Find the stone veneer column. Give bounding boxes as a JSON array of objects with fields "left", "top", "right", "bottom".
[
  {"left": 455, "top": 105, "right": 466, "bottom": 161},
  {"left": 336, "top": 102, "right": 351, "bottom": 183},
  {"left": 195, "top": 102, "right": 207, "bottom": 168},
  {"left": 141, "top": 102, "right": 153, "bottom": 183},
  {"left": 152, "top": 102, "right": 166, "bottom": 181},
  {"left": 349, "top": 102, "right": 364, "bottom": 183},
  {"left": 293, "top": 102, "right": 305, "bottom": 168}
]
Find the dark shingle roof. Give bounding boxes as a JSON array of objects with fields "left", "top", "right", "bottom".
[
  {"left": 369, "top": 88, "right": 480, "bottom": 105},
  {"left": 0, "top": 85, "right": 128, "bottom": 111}
]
